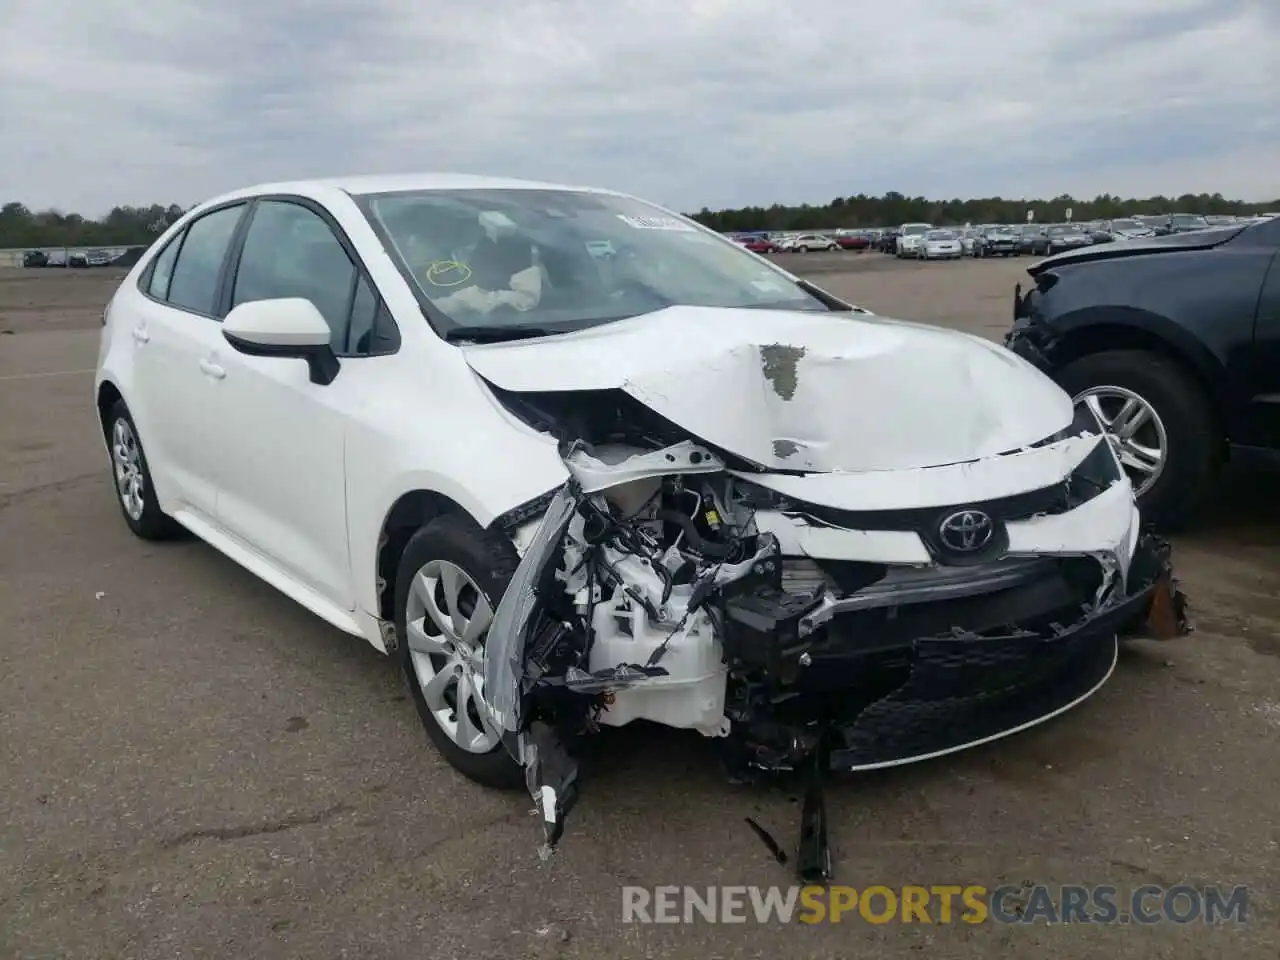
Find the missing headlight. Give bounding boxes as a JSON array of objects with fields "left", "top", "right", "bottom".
[{"left": 1066, "top": 435, "right": 1123, "bottom": 507}]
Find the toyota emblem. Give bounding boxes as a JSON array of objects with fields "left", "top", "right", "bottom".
[{"left": 938, "top": 509, "right": 995, "bottom": 552}]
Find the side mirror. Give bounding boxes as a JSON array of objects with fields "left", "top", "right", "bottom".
[{"left": 222, "top": 298, "right": 340, "bottom": 386}]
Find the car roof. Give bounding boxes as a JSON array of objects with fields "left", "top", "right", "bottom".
[{"left": 191, "top": 172, "right": 617, "bottom": 212}]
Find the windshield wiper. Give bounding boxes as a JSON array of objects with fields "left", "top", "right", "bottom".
[{"left": 444, "top": 324, "right": 558, "bottom": 343}]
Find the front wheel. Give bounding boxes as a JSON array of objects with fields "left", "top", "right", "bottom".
[
  {"left": 1054, "top": 350, "right": 1222, "bottom": 528},
  {"left": 396, "top": 513, "right": 525, "bottom": 789}
]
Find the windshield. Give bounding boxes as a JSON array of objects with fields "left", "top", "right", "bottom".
[
  {"left": 357, "top": 188, "right": 829, "bottom": 336},
  {"left": 1111, "top": 219, "right": 1142, "bottom": 231},
  {"left": 902, "top": 224, "right": 930, "bottom": 235},
  {"left": 926, "top": 230, "right": 955, "bottom": 240},
  {"left": 1172, "top": 214, "right": 1208, "bottom": 227}
]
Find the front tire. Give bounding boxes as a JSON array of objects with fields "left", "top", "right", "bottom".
[
  {"left": 396, "top": 513, "right": 524, "bottom": 789},
  {"left": 1054, "top": 350, "right": 1222, "bottom": 529},
  {"left": 105, "top": 400, "right": 182, "bottom": 540}
]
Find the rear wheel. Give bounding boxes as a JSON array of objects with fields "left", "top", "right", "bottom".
[
  {"left": 396, "top": 513, "right": 524, "bottom": 789},
  {"left": 1054, "top": 350, "right": 1222, "bottom": 528},
  {"left": 104, "top": 400, "right": 183, "bottom": 540}
]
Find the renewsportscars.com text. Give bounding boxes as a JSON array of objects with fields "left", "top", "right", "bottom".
[{"left": 621, "top": 884, "right": 1249, "bottom": 925}]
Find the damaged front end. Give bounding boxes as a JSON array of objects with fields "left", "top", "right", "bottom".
[{"left": 478, "top": 431, "right": 1190, "bottom": 877}]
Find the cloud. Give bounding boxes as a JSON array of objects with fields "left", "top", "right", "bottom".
[{"left": 1, "top": 0, "right": 1276, "bottom": 215}]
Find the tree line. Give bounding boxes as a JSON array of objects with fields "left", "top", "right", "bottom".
[
  {"left": 4, "top": 189, "right": 1278, "bottom": 248},
  {"left": 0, "top": 202, "right": 190, "bottom": 249},
  {"left": 688, "top": 191, "right": 1280, "bottom": 233}
]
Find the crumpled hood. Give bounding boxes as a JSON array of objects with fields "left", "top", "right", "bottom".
[{"left": 462, "top": 306, "right": 1074, "bottom": 473}]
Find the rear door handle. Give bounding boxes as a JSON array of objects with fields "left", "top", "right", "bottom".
[
  {"left": 199, "top": 359, "right": 226, "bottom": 380},
  {"left": 131, "top": 326, "right": 150, "bottom": 344}
]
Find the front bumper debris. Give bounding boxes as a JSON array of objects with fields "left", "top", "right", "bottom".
[{"left": 476, "top": 437, "right": 1189, "bottom": 882}]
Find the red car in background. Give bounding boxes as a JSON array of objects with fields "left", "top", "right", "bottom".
[
  {"left": 742, "top": 237, "right": 778, "bottom": 253},
  {"left": 835, "top": 232, "right": 871, "bottom": 251}
]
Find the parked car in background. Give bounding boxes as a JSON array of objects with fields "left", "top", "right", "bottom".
[
  {"left": 730, "top": 235, "right": 778, "bottom": 254},
  {"left": 1103, "top": 218, "right": 1156, "bottom": 241},
  {"left": 1017, "top": 224, "right": 1049, "bottom": 255},
  {"left": 86, "top": 249, "right": 113, "bottom": 267},
  {"left": 1081, "top": 224, "right": 1113, "bottom": 244},
  {"left": 23, "top": 250, "right": 49, "bottom": 268},
  {"left": 895, "top": 223, "right": 932, "bottom": 258},
  {"left": 787, "top": 233, "right": 839, "bottom": 252},
  {"left": 1006, "top": 216, "right": 1280, "bottom": 527},
  {"left": 110, "top": 246, "right": 146, "bottom": 268},
  {"left": 68, "top": 251, "right": 89, "bottom": 268},
  {"left": 834, "top": 231, "right": 870, "bottom": 251},
  {"left": 954, "top": 228, "right": 979, "bottom": 256},
  {"left": 45, "top": 251, "right": 68, "bottom": 267},
  {"left": 974, "top": 225, "right": 1020, "bottom": 257},
  {"left": 1044, "top": 224, "right": 1092, "bottom": 256},
  {"left": 1165, "top": 214, "right": 1211, "bottom": 234},
  {"left": 918, "top": 229, "right": 963, "bottom": 260}
]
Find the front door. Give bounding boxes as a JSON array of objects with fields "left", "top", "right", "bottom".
[{"left": 208, "top": 198, "right": 388, "bottom": 610}]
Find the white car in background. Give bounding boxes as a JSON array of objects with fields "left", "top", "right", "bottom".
[
  {"left": 1103, "top": 218, "right": 1156, "bottom": 241},
  {"left": 895, "top": 223, "right": 932, "bottom": 258},
  {"left": 918, "top": 229, "right": 963, "bottom": 260},
  {"left": 787, "top": 233, "right": 839, "bottom": 252},
  {"left": 93, "top": 172, "right": 1185, "bottom": 869}
]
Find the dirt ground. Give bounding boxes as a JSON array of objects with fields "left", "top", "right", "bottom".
[{"left": 2, "top": 256, "right": 1278, "bottom": 959}]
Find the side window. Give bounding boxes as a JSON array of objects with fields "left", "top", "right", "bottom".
[
  {"left": 347, "top": 275, "right": 401, "bottom": 356},
  {"left": 167, "top": 204, "right": 246, "bottom": 315},
  {"left": 232, "top": 201, "right": 356, "bottom": 350},
  {"left": 146, "top": 234, "right": 182, "bottom": 300}
]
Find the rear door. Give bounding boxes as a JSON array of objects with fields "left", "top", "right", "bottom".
[{"left": 130, "top": 202, "right": 248, "bottom": 520}]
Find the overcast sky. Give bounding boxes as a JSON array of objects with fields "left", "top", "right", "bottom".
[{"left": 2, "top": 0, "right": 1277, "bottom": 216}]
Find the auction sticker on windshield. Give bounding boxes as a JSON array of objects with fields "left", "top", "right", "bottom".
[{"left": 617, "top": 214, "right": 696, "bottom": 231}]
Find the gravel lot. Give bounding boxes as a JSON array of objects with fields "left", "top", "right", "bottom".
[{"left": 2, "top": 256, "right": 1278, "bottom": 959}]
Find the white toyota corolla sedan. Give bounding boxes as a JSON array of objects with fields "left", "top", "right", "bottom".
[{"left": 95, "top": 173, "right": 1186, "bottom": 869}]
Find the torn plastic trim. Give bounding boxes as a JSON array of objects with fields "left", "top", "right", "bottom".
[{"left": 483, "top": 482, "right": 579, "bottom": 735}]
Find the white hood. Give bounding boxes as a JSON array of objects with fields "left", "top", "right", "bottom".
[{"left": 462, "top": 306, "right": 1073, "bottom": 474}]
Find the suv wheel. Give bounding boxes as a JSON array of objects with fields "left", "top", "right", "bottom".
[
  {"left": 1054, "top": 350, "right": 1222, "bottom": 528},
  {"left": 395, "top": 513, "right": 524, "bottom": 789}
]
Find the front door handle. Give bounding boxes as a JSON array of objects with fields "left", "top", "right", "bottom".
[
  {"left": 131, "top": 326, "right": 150, "bottom": 344},
  {"left": 199, "top": 359, "right": 226, "bottom": 380}
]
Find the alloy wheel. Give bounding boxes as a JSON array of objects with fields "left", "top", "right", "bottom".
[
  {"left": 1075, "top": 386, "right": 1168, "bottom": 496},
  {"left": 404, "top": 559, "right": 501, "bottom": 753},
  {"left": 111, "top": 418, "right": 145, "bottom": 521}
]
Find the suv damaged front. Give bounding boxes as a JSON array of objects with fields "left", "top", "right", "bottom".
[{"left": 473, "top": 351, "right": 1188, "bottom": 879}]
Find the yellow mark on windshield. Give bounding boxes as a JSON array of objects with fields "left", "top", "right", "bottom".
[{"left": 424, "top": 260, "right": 472, "bottom": 287}]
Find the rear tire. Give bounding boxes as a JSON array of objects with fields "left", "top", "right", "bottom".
[
  {"left": 104, "top": 400, "right": 183, "bottom": 540},
  {"left": 1053, "top": 350, "right": 1222, "bottom": 529},
  {"left": 396, "top": 513, "right": 525, "bottom": 790}
]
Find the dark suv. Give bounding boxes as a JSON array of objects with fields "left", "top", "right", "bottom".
[{"left": 1005, "top": 217, "right": 1280, "bottom": 527}]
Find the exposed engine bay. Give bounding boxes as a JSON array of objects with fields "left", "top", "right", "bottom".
[{"left": 467, "top": 367, "right": 1190, "bottom": 881}]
